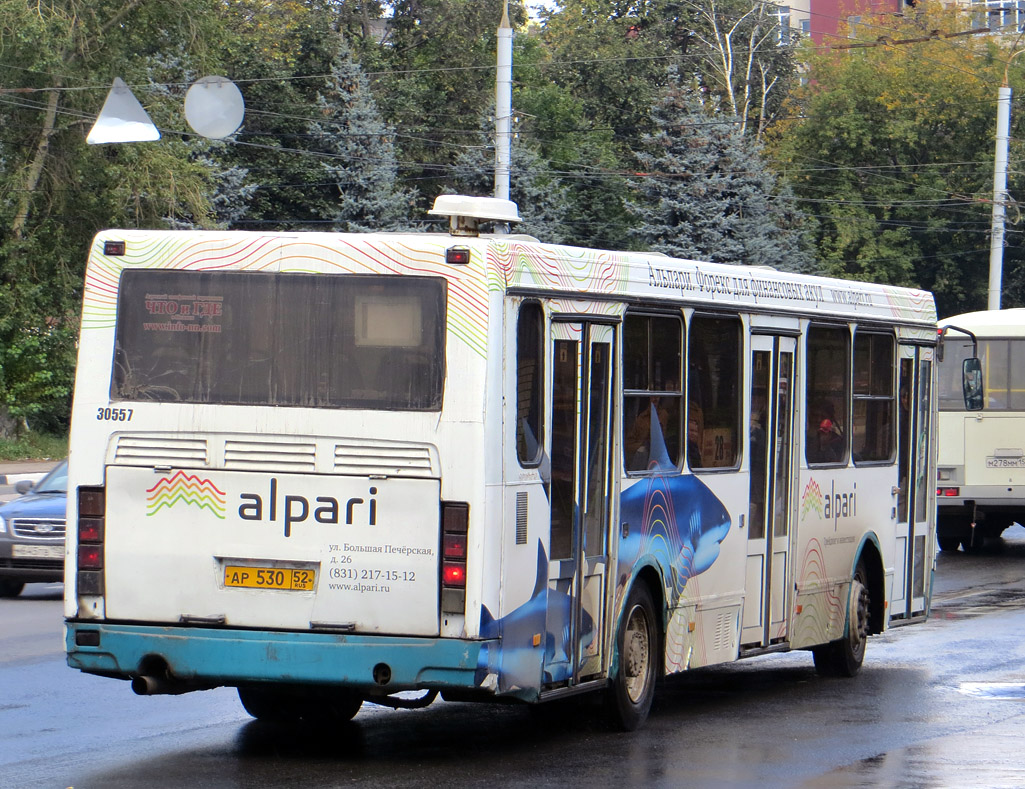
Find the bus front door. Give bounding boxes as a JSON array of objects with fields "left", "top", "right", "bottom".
[
  {"left": 893, "top": 347, "right": 934, "bottom": 618},
  {"left": 742, "top": 334, "right": 797, "bottom": 647},
  {"left": 545, "top": 321, "right": 614, "bottom": 687}
]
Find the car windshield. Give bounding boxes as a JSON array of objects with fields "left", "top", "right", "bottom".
[{"left": 34, "top": 460, "right": 68, "bottom": 494}]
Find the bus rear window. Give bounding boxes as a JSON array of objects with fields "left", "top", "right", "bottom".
[
  {"left": 111, "top": 270, "right": 447, "bottom": 410},
  {"left": 938, "top": 338, "right": 1025, "bottom": 411}
]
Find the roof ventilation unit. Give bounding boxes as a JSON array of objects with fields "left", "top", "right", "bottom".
[{"left": 429, "top": 195, "right": 521, "bottom": 236}]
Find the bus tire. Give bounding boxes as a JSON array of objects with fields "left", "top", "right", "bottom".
[
  {"left": 813, "top": 560, "right": 870, "bottom": 678},
  {"left": 936, "top": 533, "right": 961, "bottom": 552},
  {"left": 607, "top": 583, "right": 659, "bottom": 731},
  {"left": 238, "top": 685, "right": 362, "bottom": 725},
  {"left": 0, "top": 580, "right": 25, "bottom": 597}
]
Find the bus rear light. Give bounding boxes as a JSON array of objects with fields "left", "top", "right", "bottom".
[
  {"left": 443, "top": 532, "right": 466, "bottom": 559},
  {"left": 79, "top": 518, "right": 104, "bottom": 543},
  {"left": 938, "top": 487, "right": 960, "bottom": 497},
  {"left": 78, "top": 545, "right": 103, "bottom": 570},
  {"left": 79, "top": 487, "right": 105, "bottom": 517},
  {"left": 441, "top": 501, "right": 468, "bottom": 613},
  {"left": 446, "top": 246, "right": 471, "bottom": 265},
  {"left": 77, "top": 486, "right": 106, "bottom": 597},
  {"left": 442, "top": 501, "right": 469, "bottom": 534},
  {"left": 442, "top": 561, "right": 466, "bottom": 587}
]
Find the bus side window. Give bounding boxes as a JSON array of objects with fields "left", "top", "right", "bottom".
[
  {"left": 852, "top": 332, "right": 895, "bottom": 464},
  {"left": 688, "top": 315, "right": 741, "bottom": 471},
  {"left": 806, "top": 326, "right": 850, "bottom": 465},
  {"left": 516, "top": 301, "right": 545, "bottom": 466},
  {"left": 622, "top": 313, "right": 682, "bottom": 473}
]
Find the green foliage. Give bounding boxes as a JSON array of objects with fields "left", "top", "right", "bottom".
[
  {"left": 0, "top": 430, "right": 68, "bottom": 462},
  {"left": 0, "top": 0, "right": 228, "bottom": 430},
  {"left": 771, "top": 8, "right": 1024, "bottom": 314},
  {"left": 313, "top": 37, "right": 415, "bottom": 231},
  {"left": 18, "top": 0, "right": 1013, "bottom": 442},
  {"left": 539, "top": 0, "right": 670, "bottom": 158},
  {"left": 512, "top": 48, "right": 636, "bottom": 248},
  {"left": 450, "top": 107, "right": 575, "bottom": 242},
  {"left": 631, "top": 69, "right": 812, "bottom": 270},
  {"left": 0, "top": 273, "right": 76, "bottom": 435},
  {"left": 366, "top": 0, "right": 531, "bottom": 210}
]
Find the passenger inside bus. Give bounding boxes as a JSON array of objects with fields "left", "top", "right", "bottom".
[
  {"left": 625, "top": 392, "right": 674, "bottom": 472},
  {"left": 687, "top": 399, "right": 704, "bottom": 468},
  {"left": 809, "top": 399, "right": 844, "bottom": 463},
  {"left": 748, "top": 397, "right": 768, "bottom": 535}
]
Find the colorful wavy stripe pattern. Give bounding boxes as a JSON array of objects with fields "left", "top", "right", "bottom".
[
  {"left": 146, "top": 470, "right": 226, "bottom": 519},
  {"left": 488, "top": 240, "right": 629, "bottom": 296},
  {"left": 791, "top": 537, "right": 845, "bottom": 645},
  {"left": 82, "top": 232, "right": 492, "bottom": 359},
  {"left": 84, "top": 232, "right": 935, "bottom": 364}
]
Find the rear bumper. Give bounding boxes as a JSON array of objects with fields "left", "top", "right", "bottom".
[
  {"left": 65, "top": 621, "right": 489, "bottom": 693},
  {"left": 937, "top": 500, "right": 1021, "bottom": 519}
]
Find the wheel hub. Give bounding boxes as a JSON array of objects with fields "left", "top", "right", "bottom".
[{"left": 626, "top": 630, "right": 647, "bottom": 678}]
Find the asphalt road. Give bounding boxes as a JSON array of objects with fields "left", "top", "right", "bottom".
[{"left": 5, "top": 532, "right": 1025, "bottom": 788}]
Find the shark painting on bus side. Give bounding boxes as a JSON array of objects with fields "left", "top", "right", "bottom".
[
  {"left": 617, "top": 404, "right": 732, "bottom": 604},
  {"left": 476, "top": 541, "right": 594, "bottom": 696}
]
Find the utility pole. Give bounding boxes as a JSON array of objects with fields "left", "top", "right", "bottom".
[
  {"left": 989, "top": 46, "right": 1025, "bottom": 311},
  {"left": 495, "top": 1, "right": 513, "bottom": 202},
  {"left": 989, "top": 83, "right": 1010, "bottom": 311}
]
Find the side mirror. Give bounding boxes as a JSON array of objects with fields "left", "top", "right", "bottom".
[
  {"left": 963, "top": 357, "right": 984, "bottom": 411},
  {"left": 14, "top": 480, "right": 34, "bottom": 495}
]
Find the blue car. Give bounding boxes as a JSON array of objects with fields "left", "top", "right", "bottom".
[{"left": 0, "top": 459, "right": 67, "bottom": 597}]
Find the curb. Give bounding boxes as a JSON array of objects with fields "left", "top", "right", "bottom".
[{"left": 0, "top": 472, "right": 47, "bottom": 486}]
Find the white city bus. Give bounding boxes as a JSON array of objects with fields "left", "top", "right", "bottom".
[
  {"left": 936, "top": 309, "right": 1024, "bottom": 551},
  {"left": 65, "top": 196, "right": 942, "bottom": 730}
]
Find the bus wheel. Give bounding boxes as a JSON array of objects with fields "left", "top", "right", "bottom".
[
  {"left": 607, "top": 584, "right": 658, "bottom": 731},
  {"left": 238, "top": 685, "right": 362, "bottom": 725},
  {"left": 936, "top": 533, "right": 961, "bottom": 552},
  {"left": 813, "top": 561, "right": 870, "bottom": 678},
  {"left": 0, "top": 580, "right": 25, "bottom": 597}
]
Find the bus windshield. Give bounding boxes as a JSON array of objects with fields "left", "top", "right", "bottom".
[
  {"left": 939, "top": 337, "right": 1025, "bottom": 411},
  {"left": 111, "top": 270, "right": 447, "bottom": 410}
]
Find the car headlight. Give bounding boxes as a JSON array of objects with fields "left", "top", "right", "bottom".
[{"left": 0, "top": 515, "right": 6, "bottom": 534}]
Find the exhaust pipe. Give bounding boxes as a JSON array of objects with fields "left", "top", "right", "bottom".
[{"left": 131, "top": 674, "right": 209, "bottom": 696}]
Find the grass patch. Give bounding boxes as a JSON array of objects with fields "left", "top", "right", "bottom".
[{"left": 0, "top": 431, "right": 68, "bottom": 461}]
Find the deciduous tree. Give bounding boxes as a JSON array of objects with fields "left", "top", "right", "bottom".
[{"left": 770, "top": 8, "right": 1025, "bottom": 314}]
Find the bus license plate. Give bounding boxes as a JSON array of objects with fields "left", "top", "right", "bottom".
[{"left": 224, "top": 565, "right": 316, "bottom": 591}]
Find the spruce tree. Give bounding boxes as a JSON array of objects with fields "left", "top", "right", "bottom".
[
  {"left": 449, "top": 110, "right": 574, "bottom": 244},
  {"left": 631, "top": 69, "right": 812, "bottom": 272},
  {"left": 311, "top": 37, "right": 413, "bottom": 232}
]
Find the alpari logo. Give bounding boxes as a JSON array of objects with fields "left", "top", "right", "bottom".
[
  {"left": 239, "top": 478, "right": 379, "bottom": 537},
  {"left": 146, "top": 471, "right": 226, "bottom": 519},
  {"left": 801, "top": 478, "right": 857, "bottom": 530},
  {"left": 800, "top": 479, "right": 824, "bottom": 520}
]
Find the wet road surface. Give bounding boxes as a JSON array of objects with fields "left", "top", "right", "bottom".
[{"left": 5, "top": 530, "right": 1025, "bottom": 787}]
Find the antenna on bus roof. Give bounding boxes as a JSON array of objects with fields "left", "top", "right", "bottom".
[{"left": 429, "top": 195, "right": 521, "bottom": 237}]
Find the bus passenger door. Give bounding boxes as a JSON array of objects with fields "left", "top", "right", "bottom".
[
  {"left": 545, "top": 321, "right": 614, "bottom": 687},
  {"left": 742, "top": 334, "right": 797, "bottom": 647},
  {"left": 894, "top": 347, "right": 934, "bottom": 618}
]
